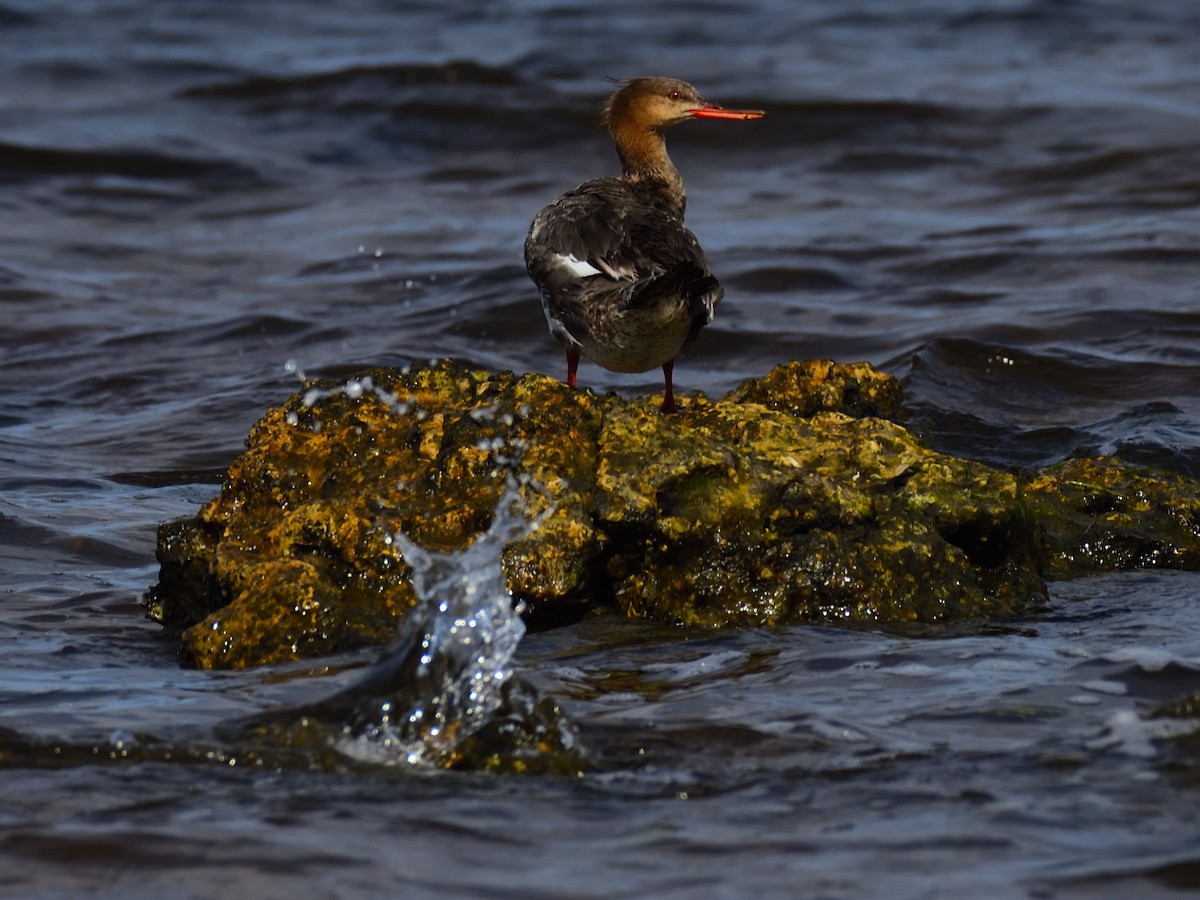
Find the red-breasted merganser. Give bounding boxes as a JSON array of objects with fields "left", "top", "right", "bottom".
[{"left": 524, "top": 77, "right": 764, "bottom": 413}]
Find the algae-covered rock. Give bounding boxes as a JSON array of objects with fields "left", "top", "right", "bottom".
[
  {"left": 148, "top": 362, "right": 604, "bottom": 668},
  {"left": 146, "top": 358, "right": 1200, "bottom": 669},
  {"left": 1021, "top": 457, "right": 1200, "bottom": 578},
  {"left": 593, "top": 398, "right": 1041, "bottom": 627},
  {"left": 725, "top": 358, "right": 904, "bottom": 420}
]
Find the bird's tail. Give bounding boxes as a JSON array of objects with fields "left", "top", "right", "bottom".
[{"left": 628, "top": 263, "right": 722, "bottom": 318}]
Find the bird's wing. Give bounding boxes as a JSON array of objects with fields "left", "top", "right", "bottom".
[{"left": 527, "top": 179, "right": 696, "bottom": 283}]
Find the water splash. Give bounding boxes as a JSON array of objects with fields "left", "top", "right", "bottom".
[
  {"left": 283, "top": 370, "right": 416, "bottom": 424},
  {"left": 0, "top": 487, "right": 577, "bottom": 775},
  {"left": 233, "top": 365, "right": 569, "bottom": 769},
  {"left": 326, "top": 487, "right": 549, "bottom": 767}
]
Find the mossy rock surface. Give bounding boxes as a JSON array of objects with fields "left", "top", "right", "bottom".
[
  {"left": 146, "top": 359, "right": 1200, "bottom": 669},
  {"left": 1021, "top": 456, "right": 1200, "bottom": 577}
]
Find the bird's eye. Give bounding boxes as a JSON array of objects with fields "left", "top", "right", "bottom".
[{"left": 668, "top": 90, "right": 681, "bottom": 101}]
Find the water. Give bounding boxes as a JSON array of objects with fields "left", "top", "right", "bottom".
[
  {"left": 4, "top": 0, "right": 1200, "bottom": 896},
  {"left": 333, "top": 487, "right": 542, "bottom": 767}
]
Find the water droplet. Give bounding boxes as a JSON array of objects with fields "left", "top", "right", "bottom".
[{"left": 332, "top": 490, "right": 550, "bottom": 767}]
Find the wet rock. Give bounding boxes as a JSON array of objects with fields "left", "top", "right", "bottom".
[
  {"left": 148, "top": 362, "right": 603, "bottom": 668},
  {"left": 225, "top": 663, "right": 582, "bottom": 775},
  {"left": 146, "top": 359, "right": 1200, "bottom": 669},
  {"left": 1021, "top": 457, "right": 1200, "bottom": 577},
  {"left": 592, "top": 397, "right": 1042, "bottom": 628},
  {"left": 725, "top": 358, "right": 904, "bottom": 420},
  {"left": 1149, "top": 692, "right": 1200, "bottom": 788}
]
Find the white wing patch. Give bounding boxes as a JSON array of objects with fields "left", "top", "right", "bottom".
[{"left": 554, "top": 253, "right": 604, "bottom": 278}]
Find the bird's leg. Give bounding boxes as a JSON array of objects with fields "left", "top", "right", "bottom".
[
  {"left": 565, "top": 346, "right": 580, "bottom": 388},
  {"left": 660, "top": 359, "right": 678, "bottom": 414}
]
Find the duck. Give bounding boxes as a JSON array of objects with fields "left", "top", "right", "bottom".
[{"left": 524, "top": 77, "right": 764, "bottom": 413}]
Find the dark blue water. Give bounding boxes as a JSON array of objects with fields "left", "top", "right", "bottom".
[{"left": 4, "top": 1, "right": 1200, "bottom": 896}]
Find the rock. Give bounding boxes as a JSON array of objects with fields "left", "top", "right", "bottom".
[
  {"left": 145, "top": 359, "right": 1200, "bottom": 669},
  {"left": 725, "top": 358, "right": 904, "bottom": 420},
  {"left": 1021, "top": 457, "right": 1200, "bottom": 577},
  {"left": 148, "top": 361, "right": 605, "bottom": 668},
  {"left": 1150, "top": 691, "right": 1200, "bottom": 788},
  {"left": 592, "top": 397, "right": 1041, "bottom": 628}
]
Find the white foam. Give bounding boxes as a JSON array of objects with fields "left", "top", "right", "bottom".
[
  {"left": 1085, "top": 708, "right": 1200, "bottom": 758},
  {"left": 1102, "top": 646, "right": 1184, "bottom": 672},
  {"left": 890, "top": 662, "right": 938, "bottom": 678}
]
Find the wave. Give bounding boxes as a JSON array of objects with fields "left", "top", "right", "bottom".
[
  {"left": 900, "top": 337, "right": 1200, "bottom": 474},
  {"left": 0, "top": 140, "right": 261, "bottom": 184},
  {"left": 182, "top": 59, "right": 522, "bottom": 102}
]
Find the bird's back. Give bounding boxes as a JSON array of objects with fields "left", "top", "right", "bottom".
[{"left": 525, "top": 176, "right": 723, "bottom": 373}]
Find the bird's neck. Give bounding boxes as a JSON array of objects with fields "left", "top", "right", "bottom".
[{"left": 611, "top": 124, "right": 686, "bottom": 210}]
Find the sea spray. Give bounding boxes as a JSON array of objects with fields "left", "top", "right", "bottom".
[
  {"left": 222, "top": 367, "right": 579, "bottom": 769},
  {"left": 222, "top": 484, "right": 568, "bottom": 770},
  {"left": 237, "top": 482, "right": 566, "bottom": 772},
  {"left": 337, "top": 488, "right": 544, "bottom": 765}
]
